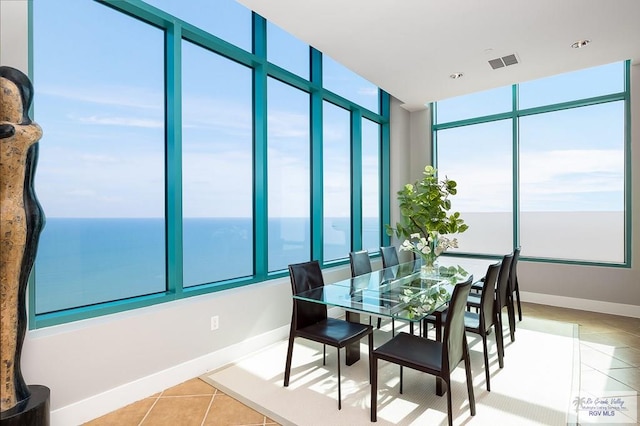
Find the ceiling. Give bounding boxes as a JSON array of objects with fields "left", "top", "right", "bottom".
[{"left": 236, "top": 0, "right": 640, "bottom": 111}]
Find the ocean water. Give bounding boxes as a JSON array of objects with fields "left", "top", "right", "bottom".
[
  {"left": 34, "top": 217, "right": 380, "bottom": 314},
  {"left": 34, "top": 211, "right": 623, "bottom": 314}
]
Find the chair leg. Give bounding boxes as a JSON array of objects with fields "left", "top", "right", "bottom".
[
  {"left": 463, "top": 338, "right": 476, "bottom": 416},
  {"left": 515, "top": 277, "right": 523, "bottom": 321},
  {"left": 323, "top": 344, "right": 326, "bottom": 365},
  {"left": 377, "top": 317, "right": 382, "bottom": 328},
  {"left": 481, "top": 332, "right": 491, "bottom": 391},
  {"left": 506, "top": 303, "right": 516, "bottom": 342},
  {"left": 445, "top": 376, "right": 453, "bottom": 426},
  {"left": 495, "top": 313, "right": 505, "bottom": 368},
  {"left": 392, "top": 318, "right": 395, "bottom": 337},
  {"left": 399, "top": 366, "right": 403, "bottom": 394},
  {"left": 337, "top": 348, "right": 342, "bottom": 410},
  {"left": 284, "top": 318, "right": 296, "bottom": 387},
  {"left": 283, "top": 333, "right": 295, "bottom": 387},
  {"left": 371, "top": 356, "right": 378, "bottom": 422},
  {"left": 368, "top": 333, "right": 374, "bottom": 384}
]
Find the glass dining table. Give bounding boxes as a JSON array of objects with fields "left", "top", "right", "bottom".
[{"left": 293, "top": 256, "right": 494, "bottom": 366}]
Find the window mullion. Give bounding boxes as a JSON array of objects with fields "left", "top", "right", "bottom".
[
  {"left": 351, "top": 110, "right": 363, "bottom": 251},
  {"left": 252, "top": 13, "right": 268, "bottom": 278}
]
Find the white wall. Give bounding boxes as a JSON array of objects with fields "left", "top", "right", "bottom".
[
  {"left": 0, "top": 0, "right": 28, "bottom": 73},
  {"left": 3, "top": 5, "right": 639, "bottom": 425}
]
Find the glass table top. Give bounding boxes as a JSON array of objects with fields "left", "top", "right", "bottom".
[{"left": 294, "top": 258, "right": 484, "bottom": 322}]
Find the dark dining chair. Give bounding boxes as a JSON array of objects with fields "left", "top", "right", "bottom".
[
  {"left": 371, "top": 276, "right": 476, "bottom": 425},
  {"left": 509, "top": 246, "right": 523, "bottom": 321},
  {"left": 349, "top": 249, "right": 373, "bottom": 276},
  {"left": 380, "top": 246, "right": 400, "bottom": 331},
  {"left": 467, "top": 253, "right": 515, "bottom": 343},
  {"left": 380, "top": 245, "right": 399, "bottom": 268},
  {"left": 472, "top": 247, "right": 522, "bottom": 322},
  {"left": 284, "top": 260, "right": 374, "bottom": 410},
  {"left": 424, "top": 262, "right": 503, "bottom": 391},
  {"left": 378, "top": 245, "right": 417, "bottom": 336},
  {"left": 349, "top": 250, "right": 382, "bottom": 328}
]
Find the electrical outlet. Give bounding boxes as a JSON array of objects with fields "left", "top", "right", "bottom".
[{"left": 210, "top": 315, "right": 219, "bottom": 331}]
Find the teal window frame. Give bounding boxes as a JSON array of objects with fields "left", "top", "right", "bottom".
[
  {"left": 27, "top": 0, "right": 390, "bottom": 328},
  {"left": 432, "top": 60, "right": 631, "bottom": 268}
]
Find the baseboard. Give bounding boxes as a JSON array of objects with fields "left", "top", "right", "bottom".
[
  {"left": 521, "top": 291, "right": 640, "bottom": 318},
  {"left": 50, "top": 325, "right": 290, "bottom": 426}
]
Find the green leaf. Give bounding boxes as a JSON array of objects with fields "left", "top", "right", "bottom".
[{"left": 394, "top": 165, "right": 468, "bottom": 243}]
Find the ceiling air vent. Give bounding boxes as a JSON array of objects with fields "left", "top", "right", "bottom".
[{"left": 488, "top": 54, "right": 519, "bottom": 69}]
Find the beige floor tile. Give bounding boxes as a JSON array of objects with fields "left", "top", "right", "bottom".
[
  {"left": 162, "top": 377, "right": 216, "bottom": 397},
  {"left": 142, "top": 395, "right": 212, "bottom": 425},
  {"left": 84, "top": 397, "right": 157, "bottom": 426},
  {"left": 602, "top": 317, "right": 640, "bottom": 336},
  {"left": 581, "top": 368, "right": 637, "bottom": 393},
  {"left": 203, "top": 393, "right": 267, "bottom": 426},
  {"left": 580, "top": 343, "right": 634, "bottom": 372},
  {"left": 606, "top": 367, "right": 640, "bottom": 392},
  {"left": 579, "top": 322, "right": 623, "bottom": 334},
  {"left": 581, "top": 331, "right": 640, "bottom": 349},
  {"left": 609, "top": 347, "right": 640, "bottom": 367}
]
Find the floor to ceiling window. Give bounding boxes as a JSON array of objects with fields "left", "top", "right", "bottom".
[
  {"left": 181, "top": 41, "right": 254, "bottom": 287},
  {"left": 32, "top": 0, "right": 166, "bottom": 314},
  {"left": 267, "top": 77, "right": 311, "bottom": 272},
  {"left": 31, "top": 0, "right": 389, "bottom": 327},
  {"left": 434, "top": 61, "right": 629, "bottom": 265},
  {"left": 322, "top": 101, "right": 352, "bottom": 261},
  {"left": 361, "top": 118, "right": 382, "bottom": 252}
]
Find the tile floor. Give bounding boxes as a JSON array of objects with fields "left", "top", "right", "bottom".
[{"left": 84, "top": 302, "right": 639, "bottom": 426}]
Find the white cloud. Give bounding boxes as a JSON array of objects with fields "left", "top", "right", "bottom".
[
  {"left": 440, "top": 149, "right": 624, "bottom": 212},
  {"left": 182, "top": 95, "right": 252, "bottom": 135},
  {"left": 357, "top": 87, "right": 378, "bottom": 96},
  {"left": 79, "top": 154, "right": 119, "bottom": 163},
  {"left": 70, "top": 114, "right": 164, "bottom": 128},
  {"left": 38, "top": 85, "right": 163, "bottom": 110},
  {"left": 267, "top": 110, "right": 309, "bottom": 138},
  {"left": 520, "top": 149, "right": 623, "bottom": 194}
]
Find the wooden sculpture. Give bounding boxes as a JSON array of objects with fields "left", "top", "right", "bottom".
[{"left": 0, "top": 66, "right": 49, "bottom": 425}]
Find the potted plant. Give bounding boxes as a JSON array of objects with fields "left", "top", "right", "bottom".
[{"left": 386, "top": 165, "right": 468, "bottom": 273}]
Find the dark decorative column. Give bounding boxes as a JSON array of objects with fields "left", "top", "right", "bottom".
[{"left": 0, "top": 66, "right": 49, "bottom": 425}]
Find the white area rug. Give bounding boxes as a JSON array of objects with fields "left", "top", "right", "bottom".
[{"left": 202, "top": 316, "right": 578, "bottom": 426}]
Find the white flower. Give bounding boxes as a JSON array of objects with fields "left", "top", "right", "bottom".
[
  {"left": 399, "top": 239, "right": 413, "bottom": 251},
  {"left": 410, "top": 233, "right": 421, "bottom": 239}
]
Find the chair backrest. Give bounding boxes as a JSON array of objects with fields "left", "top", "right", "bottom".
[
  {"left": 509, "top": 246, "right": 521, "bottom": 293},
  {"left": 380, "top": 246, "right": 399, "bottom": 268},
  {"left": 479, "top": 262, "right": 501, "bottom": 331},
  {"left": 496, "top": 253, "right": 514, "bottom": 309},
  {"left": 288, "top": 261, "right": 328, "bottom": 330},
  {"left": 442, "top": 275, "right": 473, "bottom": 372},
  {"left": 349, "top": 250, "right": 372, "bottom": 277}
]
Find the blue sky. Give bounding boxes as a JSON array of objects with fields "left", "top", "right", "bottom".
[
  {"left": 32, "top": 0, "right": 379, "bottom": 219},
  {"left": 32, "top": 0, "right": 624, "bottom": 218},
  {"left": 437, "top": 61, "right": 625, "bottom": 213}
]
